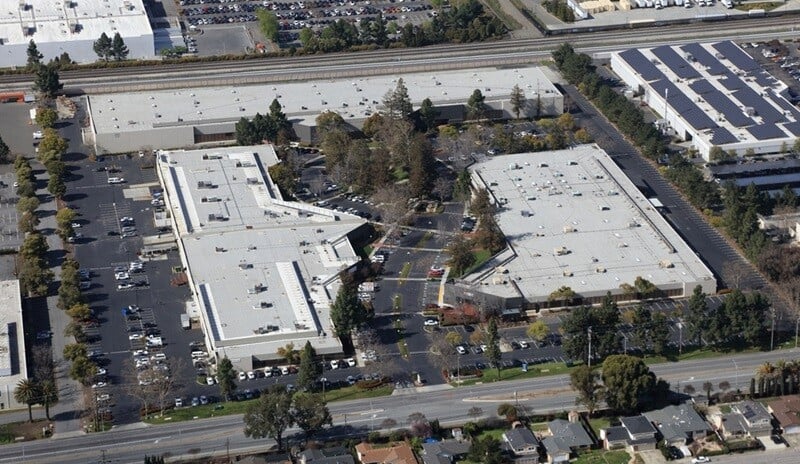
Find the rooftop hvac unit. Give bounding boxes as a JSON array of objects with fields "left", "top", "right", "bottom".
[
  {"left": 238, "top": 262, "right": 253, "bottom": 270},
  {"left": 659, "top": 260, "right": 675, "bottom": 269},
  {"left": 595, "top": 267, "right": 607, "bottom": 273},
  {"left": 554, "top": 246, "right": 569, "bottom": 256},
  {"left": 563, "top": 270, "right": 573, "bottom": 277},
  {"left": 563, "top": 226, "right": 576, "bottom": 233}
]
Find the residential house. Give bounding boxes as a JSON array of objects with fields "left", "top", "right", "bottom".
[
  {"left": 298, "top": 446, "right": 355, "bottom": 464},
  {"left": 420, "top": 439, "right": 471, "bottom": 464},
  {"left": 712, "top": 413, "right": 749, "bottom": 440},
  {"left": 643, "top": 404, "right": 711, "bottom": 446},
  {"left": 542, "top": 419, "right": 594, "bottom": 463},
  {"left": 767, "top": 395, "right": 800, "bottom": 435},
  {"left": 355, "top": 442, "right": 418, "bottom": 464},
  {"left": 502, "top": 428, "right": 540, "bottom": 457},
  {"left": 731, "top": 401, "right": 773, "bottom": 437},
  {"left": 601, "top": 416, "right": 658, "bottom": 452}
]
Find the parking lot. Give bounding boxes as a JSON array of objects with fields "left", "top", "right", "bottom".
[{"left": 180, "top": 0, "right": 437, "bottom": 53}]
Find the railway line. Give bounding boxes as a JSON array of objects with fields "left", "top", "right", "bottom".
[{"left": 0, "top": 15, "right": 799, "bottom": 92}]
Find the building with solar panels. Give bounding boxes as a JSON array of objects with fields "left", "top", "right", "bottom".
[{"left": 611, "top": 41, "right": 800, "bottom": 161}]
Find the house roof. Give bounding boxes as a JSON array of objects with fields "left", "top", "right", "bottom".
[
  {"left": 503, "top": 428, "right": 540, "bottom": 451},
  {"left": 420, "top": 440, "right": 470, "bottom": 464},
  {"left": 719, "top": 413, "right": 748, "bottom": 435},
  {"left": 767, "top": 395, "right": 800, "bottom": 428},
  {"left": 620, "top": 416, "right": 657, "bottom": 436},
  {"left": 604, "top": 426, "right": 629, "bottom": 443},
  {"left": 542, "top": 436, "right": 571, "bottom": 457},
  {"left": 644, "top": 404, "right": 710, "bottom": 442},
  {"left": 548, "top": 419, "right": 594, "bottom": 448},
  {"left": 732, "top": 400, "right": 772, "bottom": 426},
  {"left": 355, "top": 442, "right": 418, "bottom": 464},
  {"left": 299, "top": 447, "right": 355, "bottom": 464}
]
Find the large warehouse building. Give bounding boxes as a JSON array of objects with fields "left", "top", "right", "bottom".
[
  {"left": 156, "top": 146, "right": 366, "bottom": 370},
  {"left": 445, "top": 145, "right": 717, "bottom": 310},
  {"left": 0, "top": 0, "right": 154, "bottom": 68},
  {"left": 611, "top": 41, "right": 800, "bottom": 161},
  {"left": 86, "top": 66, "right": 564, "bottom": 154}
]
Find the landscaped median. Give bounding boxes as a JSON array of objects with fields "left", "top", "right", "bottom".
[{"left": 143, "top": 384, "right": 393, "bottom": 425}]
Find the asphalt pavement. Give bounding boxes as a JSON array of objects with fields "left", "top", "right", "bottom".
[{"left": 0, "top": 348, "right": 797, "bottom": 464}]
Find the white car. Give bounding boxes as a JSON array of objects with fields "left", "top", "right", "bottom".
[
  {"left": 519, "top": 340, "right": 530, "bottom": 349},
  {"left": 114, "top": 272, "right": 130, "bottom": 281},
  {"left": 206, "top": 376, "right": 216, "bottom": 385},
  {"left": 424, "top": 318, "right": 439, "bottom": 326},
  {"left": 692, "top": 458, "right": 710, "bottom": 464},
  {"left": 92, "top": 382, "right": 108, "bottom": 389},
  {"left": 330, "top": 359, "right": 340, "bottom": 369},
  {"left": 33, "top": 131, "right": 43, "bottom": 139},
  {"left": 117, "top": 282, "right": 135, "bottom": 290},
  {"left": 133, "top": 350, "right": 148, "bottom": 357},
  {"left": 120, "top": 217, "right": 134, "bottom": 223},
  {"left": 175, "top": 398, "right": 184, "bottom": 408},
  {"left": 71, "top": 222, "right": 82, "bottom": 228},
  {"left": 151, "top": 353, "right": 167, "bottom": 362},
  {"left": 346, "top": 357, "right": 356, "bottom": 367},
  {"left": 107, "top": 177, "right": 125, "bottom": 184},
  {"left": 96, "top": 393, "right": 111, "bottom": 402},
  {"left": 129, "top": 333, "right": 143, "bottom": 340},
  {"left": 95, "top": 368, "right": 107, "bottom": 376},
  {"left": 247, "top": 371, "right": 256, "bottom": 380},
  {"left": 456, "top": 345, "right": 467, "bottom": 355},
  {"left": 238, "top": 371, "right": 247, "bottom": 381}
]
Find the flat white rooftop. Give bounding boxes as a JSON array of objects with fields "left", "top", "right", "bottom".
[
  {"left": 0, "top": 0, "right": 150, "bottom": 46},
  {"left": 0, "top": 280, "right": 25, "bottom": 379},
  {"left": 89, "top": 66, "right": 560, "bottom": 133},
  {"left": 467, "top": 146, "right": 716, "bottom": 301},
  {"left": 158, "top": 147, "right": 364, "bottom": 358}
]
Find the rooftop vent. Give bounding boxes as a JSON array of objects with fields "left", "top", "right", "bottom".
[
  {"left": 554, "top": 246, "right": 569, "bottom": 256},
  {"left": 197, "top": 181, "right": 217, "bottom": 189},
  {"left": 202, "top": 154, "right": 223, "bottom": 160},
  {"left": 659, "top": 260, "right": 675, "bottom": 269},
  {"left": 238, "top": 262, "right": 253, "bottom": 270}
]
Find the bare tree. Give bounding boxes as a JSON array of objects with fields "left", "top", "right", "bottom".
[
  {"left": 427, "top": 333, "right": 459, "bottom": 380},
  {"left": 371, "top": 184, "right": 411, "bottom": 227},
  {"left": 432, "top": 177, "right": 454, "bottom": 202},
  {"left": 356, "top": 329, "right": 400, "bottom": 379},
  {"left": 123, "top": 359, "right": 159, "bottom": 419},
  {"left": 32, "top": 343, "right": 56, "bottom": 382},
  {"left": 722, "top": 261, "right": 748, "bottom": 290},
  {"left": 150, "top": 359, "right": 183, "bottom": 417}
]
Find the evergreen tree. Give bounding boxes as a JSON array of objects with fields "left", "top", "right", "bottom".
[
  {"left": 382, "top": 78, "right": 412, "bottom": 119},
  {"left": 510, "top": 84, "right": 526, "bottom": 119},
  {"left": 418, "top": 98, "right": 437, "bottom": 133},
  {"left": 111, "top": 32, "right": 129, "bottom": 61},
  {"left": 485, "top": 318, "right": 502, "bottom": 378},
  {"left": 217, "top": 357, "right": 237, "bottom": 400},
  {"left": 466, "top": 89, "right": 486, "bottom": 120},
  {"left": 26, "top": 40, "right": 43, "bottom": 69},
  {"left": 0, "top": 136, "right": 10, "bottom": 164},
  {"left": 93, "top": 32, "right": 113, "bottom": 61},
  {"left": 235, "top": 117, "right": 260, "bottom": 146},
  {"left": 33, "top": 65, "right": 62, "bottom": 98},
  {"left": 330, "top": 278, "right": 365, "bottom": 339},
  {"left": 685, "top": 285, "right": 708, "bottom": 346},
  {"left": 297, "top": 341, "right": 321, "bottom": 391}
]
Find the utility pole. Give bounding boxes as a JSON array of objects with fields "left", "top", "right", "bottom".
[
  {"left": 678, "top": 319, "right": 683, "bottom": 356},
  {"left": 771, "top": 308, "right": 776, "bottom": 351},
  {"left": 226, "top": 437, "right": 230, "bottom": 464},
  {"left": 795, "top": 315, "right": 799, "bottom": 349},
  {"left": 587, "top": 327, "right": 593, "bottom": 368}
]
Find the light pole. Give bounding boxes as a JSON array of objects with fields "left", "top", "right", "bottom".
[
  {"left": 587, "top": 326, "right": 593, "bottom": 368},
  {"left": 770, "top": 308, "right": 776, "bottom": 351},
  {"left": 677, "top": 319, "right": 683, "bottom": 355},
  {"left": 733, "top": 358, "right": 740, "bottom": 393}
]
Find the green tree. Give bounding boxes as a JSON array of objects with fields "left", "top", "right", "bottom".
[
  {"left": 382, "top": 78, "right": 413, "bottom": 119},
  {"left": 21, "top": 232, "right": 49, "bottom": 259},
  {"left": 33, "top": 65, "right": 62, "bottom": 98},
  {"left": 243, "top": 386, "right": 294, "bottom": 451},
  {"left": 601, "top": 354, "right": 659, "bottom": 414},
  {"left": 14, "top": 378, "right": 40, "bottom": 422},
  {"left": 510, "top": 84, "right": 526, "bottom": 120},
  {"left": 47, "top": 174, "right": 66, "bottom": 199},
  {"left": 268, "top": 162, "right": 296, "bottom": 198},
  {"left": 58, "top": 264, "right": 82, "bottom": 310},
  {"left": 496, "top": 403, "right": 518, "bottom": 421},
  {"left": 16, "top": 196, "right": 40, "bottom": 217},
  {"left": 35, "top": 107, "right": 58, "bottom": 129},
  {"left": 38, "top": 128, "right": 68, "bottom": 159},
  {"left": 63, "top": 343, "right": 87, "bottom": 362},
  {"left": 39, "top": 379, "right": 58, "bottom": 420},
  {"left": 0, "top": 136, "right": 9, "bottom": 163},
  {"left": 684, "top": 285, "right": 708, "bottom": 346},
  {"left": 291, "top": 392, "right": 332, "bottom": 438},
  {"left": 68, "top": 355, "right": 97, "bottom": 385},
  {"left": 296, "top": 341, "right": 321, "bottom": 391},
  {"left": 445, "top": 234, "right": 475, "bottom": 276},
  {"left": 418, "top": 98, "right": 437, "bottom": 133},
  {"left": 407, "top": 134, "right": 435, "bottom": 198},
  {"left": 93, "top": 32, "right": 113, "bottom": 61},
  {"left": 235, "top": 117, "right": 260, "bottom": 146},
  {"left": 111, "top": 32, "right": 129, "bottom": 61},
  {"left": 570, "top": 365, "right": 603, "bottom": 416},
  {"left": 470, "top": 188, "right": 493, "bottom": 218},
  {"left": 330, "top": 279, "right": 365, "bottom": 339},
  {"left": 526, "top": 320, "right": 549, "bottom": 342},
  {"left": 55, "top": 207, "right": 77, "bottom": 239},
  {"left": 485, "top": 318, "right": 502, "bottom": 378},
  {"left": 467, "top": 436, "right": 505, "bottom": 464},
  {"left": 66, "top": 303, "right": 92, "bottom": 321},
  {"left": 26, "top": 40, "right": 43, "bottom": 69},
  {"left": 650, "top": 312, "right": 670, "bottom": 356},
  {"left": 217, "top": 357, "right": 237, "bottom": 400},
  {"left": 256, "top": 9, "right": 280, "bottom": 42},
  {"left": 276, "top": 343, "right": 301, "bottom": 364},
  {"left": 315, "top": 111, "right": 346, "bottom": 136},
  {"left": 466, "top": 89, "right": 486, "bottom": 120}
]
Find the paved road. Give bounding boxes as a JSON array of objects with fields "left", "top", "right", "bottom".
[
  {"left": 563, "top": 85, "right": 772, "bottom": 297},
  {"left": 0, "top": 348, "right": 795, "bottom": 463}
]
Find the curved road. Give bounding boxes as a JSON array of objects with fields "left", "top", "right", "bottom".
[{"left": 0, "top": 349, "right": 792, "bottom": 463}]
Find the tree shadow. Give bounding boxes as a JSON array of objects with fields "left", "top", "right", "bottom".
[{"left": 62, "top": 192, "right": 87, "bottom": 203}]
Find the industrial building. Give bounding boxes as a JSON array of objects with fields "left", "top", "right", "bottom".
[
  {"left": 0, "top": 280, "right": 29, "bottom": 410},
  {"left": 86, "top": 66, "right": 564, "bottom": 154},
  {"left": 0, "top": 0, "right": 154, "bottom": 68},
  {"left": 611, "top": 41, "right": 800, "bottom": 161},
  {"left": 445, "top": 145, "right": 716, "bottom": 310},
  {"left": 156, "top": 146, "right": 366, "bottom": 370}
]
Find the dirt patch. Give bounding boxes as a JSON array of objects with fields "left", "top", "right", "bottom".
[
  {"left": 472, "top": 386, "right": 573, "bottom": 402},
  {"left": 0, "top": 419, "right": 54, "bottom": 443}
]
